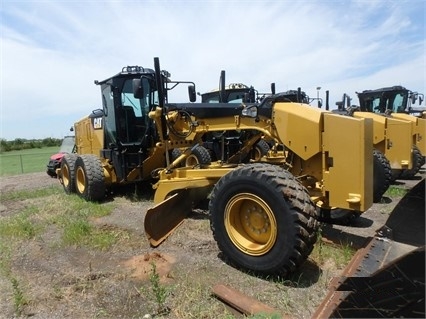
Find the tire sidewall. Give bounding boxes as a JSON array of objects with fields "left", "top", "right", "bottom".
[
  {"left": 61, "top": 153, "right": 77, "bottom": 194},
  {"left": 210, "top": 171, "right": 297, "bottom": 273}
]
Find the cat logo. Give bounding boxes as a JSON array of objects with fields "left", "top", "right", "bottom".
[{"left": 93, "top": 117, "right": 103, "bottom": 129}]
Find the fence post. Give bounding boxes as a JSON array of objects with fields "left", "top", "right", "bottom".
[{"left": 20, "top": 154, "right": 24, "bottom": 174}]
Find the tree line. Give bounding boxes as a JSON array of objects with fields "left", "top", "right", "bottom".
[{"left": 0, "top": 138, "right": 63, "bottom": 153}]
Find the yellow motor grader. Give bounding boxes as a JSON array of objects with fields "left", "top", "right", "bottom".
[
  {"left": 58, "top": 57, "right": 373, "bottom": 275},
  {"left": 356, "top": 86, "right": 426, "bottom": 178},
  {"left": 200, "top": 81, "right": 411, "bottom": 205}
]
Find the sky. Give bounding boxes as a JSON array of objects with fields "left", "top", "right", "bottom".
[{"left": 1, "top": 0, "right": 425, "bottom": 140}]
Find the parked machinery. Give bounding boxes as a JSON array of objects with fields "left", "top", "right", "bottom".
[
  {"left": 200, "top": 82, "right": 404, "bottom": 204},
  {"left": 58, "top": 58, "right": 373, "bottom": 276},
  {"left": 356, "top": 86, "right": 426, "bottom": 177}
]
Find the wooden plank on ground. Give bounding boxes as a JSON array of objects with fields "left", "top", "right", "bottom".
[{"left": 212, "top": 284, "right": 284, "bottom": 317}]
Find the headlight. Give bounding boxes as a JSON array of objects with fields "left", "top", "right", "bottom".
[{"left": 241, "top": 105, "right": 258, "bottom": 118}]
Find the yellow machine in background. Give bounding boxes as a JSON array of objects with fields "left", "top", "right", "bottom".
[
  {"left": 58, "top": 57, "right": 373, "bottom": 276},
  {"left": 200, "top": 82, "right": 413, "bottom": 205},
  {"left": 357, "top": 86, "right": 426, "bottom": 178}
]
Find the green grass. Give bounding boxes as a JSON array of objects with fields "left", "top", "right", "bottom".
[
  {"left": 0, "top": 206, "right": 42, "bottom": 239},
  {"left": 0, "top": 185, "right": 63, "bottom": 201},
  {"left": 0, "top": 188, "right": 117, "bottom": 249},
  {"left": 0, "top": 146, "right": 58, "bottom": 176},
  {"left": 384, "top": 185, "right": 409, "bottom": 197}
]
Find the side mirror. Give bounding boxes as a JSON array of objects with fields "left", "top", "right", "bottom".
[
  {"left": 188, "top": 85, "right": 196, "bottom": 102},
  {"left": 133, "top": 79, "right": 144, "bottom": 99},
  {"left": 419, "top": 96, "right": 424, "bottom": 105},
  {"left": 317, "top": 100, "right": 322, "bottom": 108},
  {"left": 411, "top": 94, "right": 417, "bottom": 105}
]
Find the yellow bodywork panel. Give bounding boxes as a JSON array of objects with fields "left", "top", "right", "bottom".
[
  {"left": 352, "top": 112, "right": 385, "bottom": 145},
  {"left": 272, "top": 102, "right": 322, "bottom": 160},
  {"left": 353, "top": 112, "right": 412, "bottom": 169},
  {"left": 74, "top": 115, "right": 104, "bottom": 157},
  {"left": 322, "top": 113, "right": 373, "bottom": 212},
  {"left": 391, "top": 113, "right": 426, "bottom": 155},
  {"left": 384, "top": 118, "right": 412, "bottom": 169}
]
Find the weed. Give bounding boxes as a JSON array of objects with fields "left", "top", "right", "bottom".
[
  {"left": 149, "top": 261, "right": 169, "bottom": 315},
  {"left": 11, "top": 276, "right": 27, "bottom": 316},
  {"left": 311, "top": 225, "right": 355, "bottom": 268},
  {"left": 315, "top": 225, "right": 324, "bottom": 261}
]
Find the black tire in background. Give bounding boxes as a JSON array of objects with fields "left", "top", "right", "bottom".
[
  {"left": 373, "top": 149, "right": 392, "bottom": 203},
  {"left": 185, "top": 145, "right": 211, "bottom": 167},
  {"left": 209, "top": 163, "right": 318, "bottom": 276},
  {"left": 75, "top": 155, "right": 105, "bottom": 201},
  {"left": 250, "top": 139, "right": 270, "bottom": 161},
  {"left": 399, "top": 145, "right": 423, "bottom": 179},
  {"left": 60, "top": 153, "right": 78, "bottom": 194}
]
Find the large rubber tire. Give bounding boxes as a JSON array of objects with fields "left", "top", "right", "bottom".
[
  {"left": 185, "top": 145, "right": 211, "bottom": 167},
  {"left": 209, "top": 163, "right": 319, "bottom": 276},
  {"left": 75, "top": 155, "right": 106, "bottom": 201},
  {"left": 60, "top": 153, "right": 78, "bottom": 194},
  {"left": 399, "top": 145, "right": 423, "bottom": 179},
  {"left": 373, "top": 149, "right": 392, "bottom": 203}
]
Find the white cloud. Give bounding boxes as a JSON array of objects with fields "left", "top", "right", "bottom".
[{"left": 0, "top": 0, "right": 424, "bottom": 140}]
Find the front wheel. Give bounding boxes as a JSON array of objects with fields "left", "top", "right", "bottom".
[
  {"left": 75, "top": 155, "right": 105, "bottom": 201},
  {"left": 373, "top": 149, "right": 392, "bottom": 202},
  {"left": 209, "top": 163, "right": 318, "bottom": 276},
  {"left": 400, "top": 145, "right": 423, "bottom": 179}
]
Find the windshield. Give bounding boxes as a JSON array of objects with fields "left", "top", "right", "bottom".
[
  {"left": 59, "top": 136, "right": 75, "bottom": 153},
  {"left": 116, "top": 78, "right": 159, "bottom": 144},
  {"left": 121, "top": 78, "right": 157, "bottom": 117},
  {"left": 391, "top": 93, "right": 406, "bottom": 113},
  {"left": 202, "top": 89, "right": 249, "bottom": 103}
]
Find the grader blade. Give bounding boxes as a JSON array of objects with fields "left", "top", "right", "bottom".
[{"left": 144, "top": 190, "right": 192, "bottom": 247}]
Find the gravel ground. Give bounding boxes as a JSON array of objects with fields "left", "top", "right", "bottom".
[{"left": 0, "top": 168, "right": 424, "bottom": 318}]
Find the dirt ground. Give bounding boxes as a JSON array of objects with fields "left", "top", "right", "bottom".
[{"left": 0, "top": 169, "right": 424, "bottom": 319}]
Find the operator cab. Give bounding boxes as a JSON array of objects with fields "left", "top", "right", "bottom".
[
  {"left": 357, "top": 86, "right": 424, "bottom": 115},
  {"left": 201, "top": 83, "right": 256, "bottom": 103},
  {"left": 95, "top": 66, "right": 158, "bottom": 148}
]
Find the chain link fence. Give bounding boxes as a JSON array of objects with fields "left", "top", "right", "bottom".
[{"left": 0, "top": 151, "right": 53, "bottom": 176}]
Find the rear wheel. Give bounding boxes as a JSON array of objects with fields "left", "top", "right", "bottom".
[
  {"left": 209, "top": 163, "right": 318, "bottom": 276},
  {"left": 60, "top": 154, "right": 78, "bottom": 194},
  {"left": 250, "top": 139, "right": 270, "bottom": 161},
  {"left": 75, "top": 155, "right": 105, "bottom": 201},
  {"left": 400, "top": 145, "right": 423, "bottom": 179},
  {"left": 185, "top": 145, "right": 211, "bottom": 167},
  {"left": 373, "top": 149, "right": 392, "bottom": 202}
]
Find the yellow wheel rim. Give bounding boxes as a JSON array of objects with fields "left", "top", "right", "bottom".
[
  {"left": 224, "top": 193, "right": 277, "bottom": 256},
  {"left": 62, "top": 164, "right": 71, "bottom": 188},
  {"left": 185, "top": 154, "right": 199, "bottom": 167},
  {"left": 252, "top": 147, "right": 263, "bottom": 161},
  {"left": 76, "top": 166, "right": 86, "bottom": 194}
]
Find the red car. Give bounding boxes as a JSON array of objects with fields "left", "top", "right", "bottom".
[{"left": 46, "top": 136, "right": 75, "bottom": 178}]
